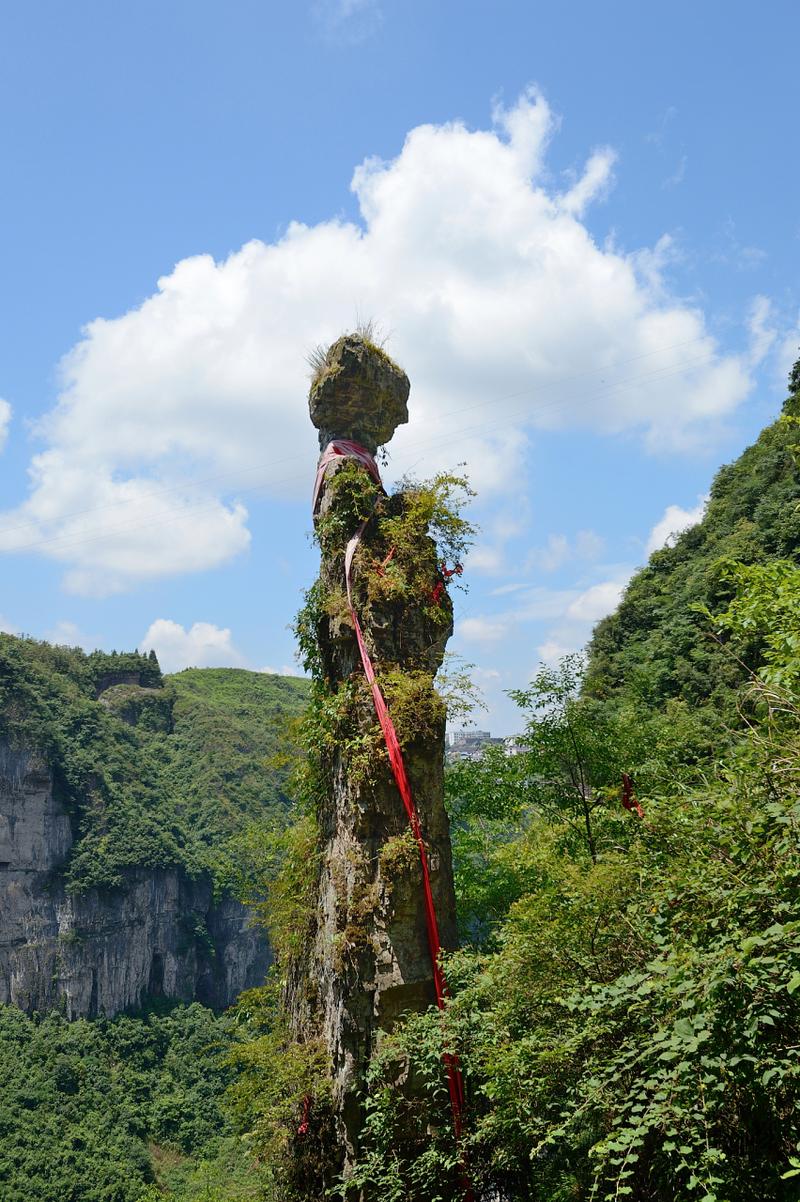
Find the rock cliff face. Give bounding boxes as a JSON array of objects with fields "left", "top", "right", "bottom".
[{"left": 0, "top": 743, "right": 269, "bottom": 1017}]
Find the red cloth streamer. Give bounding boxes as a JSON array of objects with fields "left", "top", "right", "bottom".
[
  {"left": 621, "top": 772, "right": 644, "bottom": 818},
  {"left": 345, "top": 525, "right": 468, "bottom": 1139},
  {"left": 374, "top": 546, "right": 397, "bottom": 577},
  {"left": 312, "top": 439, "right": 382, "bottom": 513},
  {"left": 314, "top": 440, "right": 470, "bottom": 1192}
]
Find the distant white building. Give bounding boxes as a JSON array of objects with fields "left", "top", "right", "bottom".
[
  {"left": 445, "top": 729, "right": 506, "bottom": 763},
  {"left": 447, "top": 729, "right": 491, "bottom": 747}
]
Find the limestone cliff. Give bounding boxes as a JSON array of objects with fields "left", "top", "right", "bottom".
[
  {"left": 0, "top": 640, "right": 308, "bottom": 1019},
  {"left": 0, "top": 742, "right": 269, "bottom": 1017}
]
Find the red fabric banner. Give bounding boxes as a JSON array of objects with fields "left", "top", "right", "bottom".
[
  {"left": 312, "top": 438, "right": 382, "bottom": 513},
  {"left": 344, "top": 522, "right": 467, "bottom": 1142},
  {"left": 315, "top": 440, "right": 471, "bottom": 1193}
]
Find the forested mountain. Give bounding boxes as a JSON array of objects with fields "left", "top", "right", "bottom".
[
  {"left": 586, "top": 384, "right": 800, "bottom": 712},
  {"left": 0, "top": 641, "right": 308, "bottom": 892}
]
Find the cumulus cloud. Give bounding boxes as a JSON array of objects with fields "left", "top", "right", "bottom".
[
  {"left": 747, "top": 295, "right": 777, "bottom": 367},
  {"left": 527, "top": 529, "right": 605, "bottom": 574},
  {"left": 0, "top": 399, "right": 11, "bottom": 452},
  {"left": 139, "top": 619, "right": 248, "bottom": 674},
  {"left": 566, "top": 579, "right": 628, "bottom": 622},
  {"left": 0, "top": 89, "right": 754, "bottom": 594},
  {"left": 646, "top": 496, "right": 707, "bottom": 556},
  {"left": 458, "top": 616, "right": 510, "bottom": 643}
]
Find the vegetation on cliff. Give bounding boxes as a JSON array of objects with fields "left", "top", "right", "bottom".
[
  {"left": 585, "top": 388, "right": 800, "bottom": 714},
  {"left": 0, "top": 1001, "right": 264, "bottom": 1202},
  {"left": 0, "top": 642, "right": 308, "bottom": 891}
]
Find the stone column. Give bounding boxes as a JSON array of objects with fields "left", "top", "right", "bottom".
[{"left": 289, "top": 333, "right": 459, "bottom": 1180}]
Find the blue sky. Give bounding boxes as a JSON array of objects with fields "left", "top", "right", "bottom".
[{"left": 1, "top": 0, "right": 798, "bottom": 732}]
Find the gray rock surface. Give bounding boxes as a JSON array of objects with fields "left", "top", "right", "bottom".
[
  {"left": 309, "top": 333, "right": 410, "bottom": 453},
  {"left": 0, "top": 744, "right": 269, "bottom": 1017}
]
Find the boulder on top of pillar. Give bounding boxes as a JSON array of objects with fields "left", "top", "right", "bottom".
[{"left": 308, "top": 331, "right": 410, "bottom": 453}]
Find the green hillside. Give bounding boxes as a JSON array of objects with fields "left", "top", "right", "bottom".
[
  {"left": 0, "top": 637, "right": 309, "bottom": 890},
  {"left": 585, "top": 387, "right": 800, "bottom": 713},
  {"left": 0, "top": 1002, "right": 261, "bottom": 1202}
]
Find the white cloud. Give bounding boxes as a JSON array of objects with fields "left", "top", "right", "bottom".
[
  {"left": 458, "top": 616, "right": 509, "bottom": 643},
  {"left": 313, "top": 0, "right": 382, "bottom": 40},
  {"left": 536, "top": 637, "right": 579, "bottom": 668},
  {"left": 559, "top": 147, "right": 616, "bottom": 215},
  {"left": 516, "top": 586, "right": 584, "bottom": 620},
  {"left": 139, "top": 619, "right": 248, "bottom": 674},
  {"left": 747, "top": 295, "right": 777, "bottom": 367},
  {"left": 566, "top": 579, "right": 628, "bottom": 623},
  {"left": 0, "top": 399, "right": 11, "bottom": 452},
  {"left": 530, "top": 533, "right": 569, "bottom": 573},
  {"left": 646, "top": 496, "right": 707, "bottom": 556},
  {"left": 776, "top": 322, "right": 799, "bottom": 388},
  {"left": 465, "top": 506, "right": 530, "bottom": 576},
  {"left": 47, "top": 620, "right": 99, "bottom": 650},
  {"left": 0, "top": 89, "right": 754, "bottom": 594},
  {"left": 468, "top": 545, "right": 505, "bottom": 574},
  {"left": 0, "top": 614, "right": 18, "bottom": 635},
  {"left": 663, "top": 155, "right": 687, "bottom": 189},
  {"left": 527, "top": 529, "right": 605, "bottom": 574}
]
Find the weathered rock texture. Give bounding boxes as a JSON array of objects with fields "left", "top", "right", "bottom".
[
  {"left": 309, "top": 333, "right": 410, "bottom": 453},
  {"left": 289, "top": 335, "right": 458, "bottom": 1179},
  {"left": 0, "top": 743, "right": 269, "bottom": 1017}
]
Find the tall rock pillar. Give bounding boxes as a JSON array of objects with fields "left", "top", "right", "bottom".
[{"left": 289, "top": 333, "right": 459, "bottom": 1179}]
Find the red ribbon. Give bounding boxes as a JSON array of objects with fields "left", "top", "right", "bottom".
[
  {"left": 345, "top": 522, "right": 469, "bottom": 1147},
  {"left": 312, "top": 439, "right": 382, "bottom": 513},
  {"left": 621, "top": 772, "right": 644, "bottom": 818},
  {"left": 314, "top": 440, "right": 470, "bottom": 1186}
]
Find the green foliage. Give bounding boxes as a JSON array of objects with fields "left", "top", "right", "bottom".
[
  {"left": 585, "top": 397, "right": 800, "bottom": 716},
  {"left": 313, "top": 459, "right": 382, "bottom": 559},
  {"left": 378, "top": 471, "right": 476, "bottom": 582},
  {"left": 225, "top": 984, "right": 334, "bottom": 1197},
  {"left": 0, "top": 1001, "right": 265, "bottom": 1202},
  {"left": 0, "top": 635, "right": 308, "bottom": 893},
  {"left": 332, "top": 1013, "right": 469, "bottom": 1202},
  {"left": 702, "top": 558, "right": 800, "bottom": 696},
  {"left": 228, "top": 814, "right": 321, "bottom": 966},
  {"left": 356, "top": 657, "right": 800, "bottom": 1201}
]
